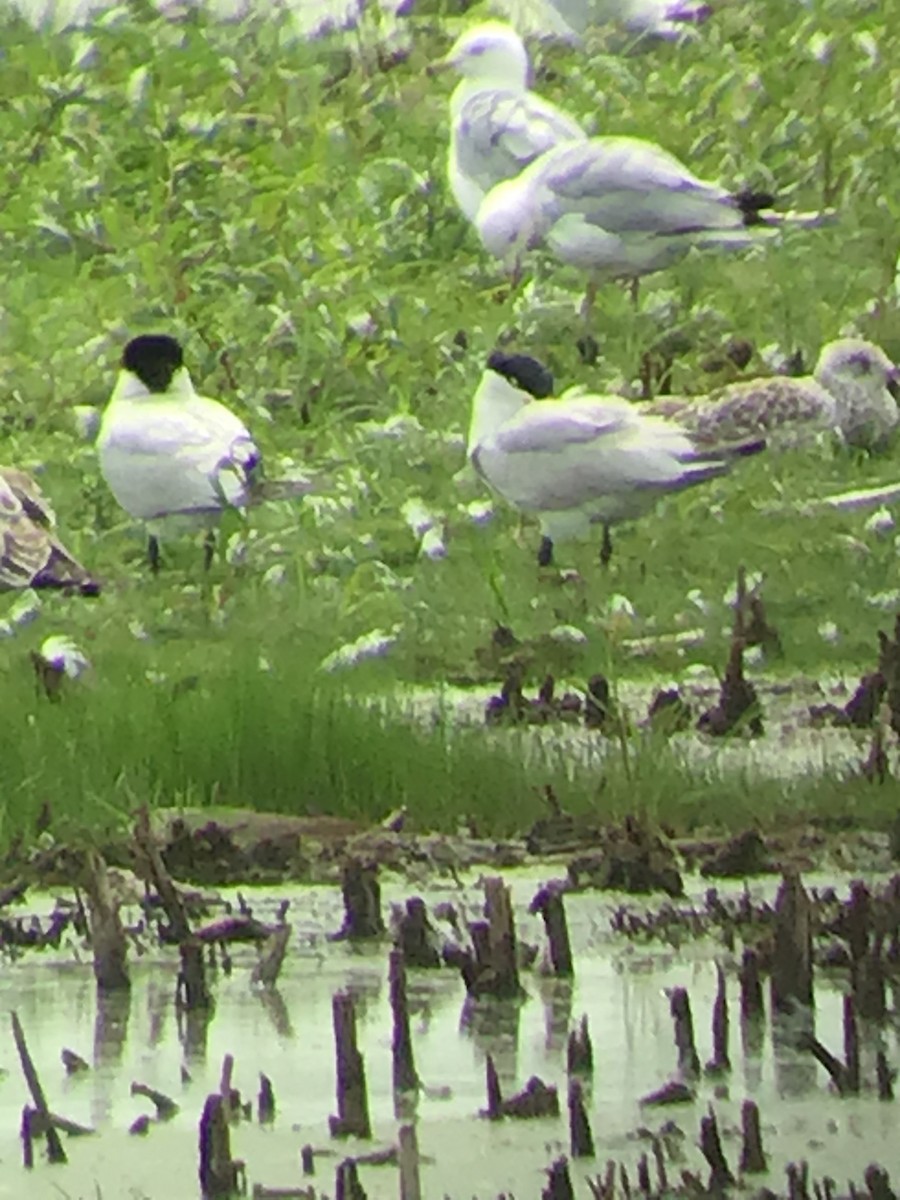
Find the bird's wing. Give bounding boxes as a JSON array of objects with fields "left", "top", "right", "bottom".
[
  {"left": 537, "top": 137, "right": 739, "bottom": 235},
  {"left": 456, "top": 89, "right": 586, "bottom": 191},
  {"left": 0, "top": 476, "right": 54, "bottom": 588},
  {"left": 99, "top": 396, "right": 261, "bottom": 518},
  {"left": 0, "top": 467, "right": 56, "bottom": 527},
  {"left": 478, "top": 397, "right": 709, "bottom": 511},
  {"left": 651, "top": 377, "right": 836, "bottom": 445}
]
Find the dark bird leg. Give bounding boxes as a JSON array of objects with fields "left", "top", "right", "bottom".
[
  {"left": 537, "top": 536, "right": 554, "bottom": 568},
  {"left": 599, "top": 524, "right": 614, "bottom": 568},
  {"left": 203, "top": 530, "right": 216, "bottom": 571},
  {"left": 147, "top": 535, "right": 161, "bottom": 574}
]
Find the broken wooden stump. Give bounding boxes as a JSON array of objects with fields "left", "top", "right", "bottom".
[
  {"left": 335, "top": 1157, "right": 367, "bottom": 1200},
  {"left": 739, "top": 947, "right": 764, "bottom": 1023},
  {"left": 639, "top": 1079, "right": 694, "bottom": 1107},
  {"left": 699, "top": 1107, "right": 735, "bottom": 1191},
  {"left": 334, "top": 859, "right": 384, "bottom": 941},
  {"left": 398, "top": 1123, "right": 422, "bottom": 1200},
  {"left": 61, "top": 1048, "right": 89, "bottom": 1075},
  {"left": 843, "top": 995, "right": 860, "bottom": 1095},
  {"left": 81, "top": 847, "right": 131, "bottom": 992},
  {"left": 544, "top": 1156, "right": 575, "bottom": 1200},
  {"left": 131, "top": 1081, "right": 179, "bottom": 1120},
  {"left": 483, "top": 1062, "right": 560, "bottom": 1119},
  {"left": 329, "top": 990, "right": 371, "bottom": 1139},
  {"left": 740, "top": 1099, "right": 767, "bottom": 1173},
  {"left": 567, "top": 1015, "right": 594, "bottom": 1077},
  {"left": 568, "top": 1078, "right": 594, "bottom": 1158},
  {"left": 389, "top": 949, "right": 419, "bottom": 1096},
  {"left": 668, "top": 987, "right": 700, "bottom": 1078},
  {"left": 258, "top": 1074, "right": 276, "bottom": 1124},
  {"left": 12, "top": 1011, "right": 66, "bottom": 1164},
  {"left": 394, "top": 898, "right": 441, "bottom": 969},
  {"left": 796, "top": 1029, "right": 850, "bottom": 1094},
  {"left": 133, "top": 806, "right": 212, "bottom": 1012},
  {"left": 445, "top": 876, "right": 524, "bottom": 999},
  {"left": 250, "top": 924, "right": 291, "bottom": 988},
  {"left": 771, "top": 872, "right": 813, "bottom": 1015},
  {"left": 198, "top": 1093, "right": 245, "bottom": 1198},
  {"left": 705, "top": 965, "right": 730, "bottom": 1075},
  {"left": 530, "top": 883, "right": 574, "bottom": 977}
]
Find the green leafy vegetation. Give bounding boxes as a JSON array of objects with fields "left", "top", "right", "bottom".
[{"left": 3, "top": 0, "right": 900, "bottom": 843}]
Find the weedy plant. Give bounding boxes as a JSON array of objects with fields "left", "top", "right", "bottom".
[{"left": 2, "top": 0, "right": 900, "bottom": 843}]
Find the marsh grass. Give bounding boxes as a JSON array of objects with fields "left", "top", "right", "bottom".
[
  {"left": 4, "top": 622, "right": 900, "bottom": 847},
  {"left": 3, "top": 0, "right": 900, "bottom": 846}
]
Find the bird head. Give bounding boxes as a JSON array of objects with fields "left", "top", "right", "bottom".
[
  {"left": 428, "top": 22, "right": 529, "bottom": 86},
  {"left": 815, "top": 338, "right": 900, "bottom": 447},
  {"left": 121, "top": 334, "right": 186, "bottom": 395}
]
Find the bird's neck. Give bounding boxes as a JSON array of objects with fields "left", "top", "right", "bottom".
[
  {"left": 467, "top": 374, "right": 528, "bottom": 455},
  {"left": 449, "top": 74, "right": 524, "bottom": 121},
  {"left": 109, "top": 366, "right": 196, "bottom": 404}
]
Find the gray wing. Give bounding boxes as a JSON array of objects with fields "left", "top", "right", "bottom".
[
  {"left": 538, "top": 136, "right": 740, "bottom": 235},
  {"left": 456, "top": 89, "right": 586, "bottom": 195}
]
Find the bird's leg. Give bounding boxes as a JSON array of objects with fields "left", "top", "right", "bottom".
[
  {"left": 599, "top": 524, "right": 614, "bottom": 568},
  {"left": 537, "top": 536, "right": 555, "bottom": 568},
  {"left": 203, "top": 530, "right": 216, "bottom": 571},
  {"left": 629, "top": 277, "right": 640, "bottom": 309},
  {"left": 580, "top": 279, "right": 598, "bottom": 323},
  {"left": 147, "top": 535, "right": 161, "bottom": 574}
]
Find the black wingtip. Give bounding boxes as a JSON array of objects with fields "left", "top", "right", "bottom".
[
  {"left": 733, "top": 189, "right": 778, "bottom": 227},
  {"left": 487, "top": 350, "right": 554, "bottom": 399}
]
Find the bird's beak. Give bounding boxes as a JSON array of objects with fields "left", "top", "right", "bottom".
[
  {"left": 888, "top": 365, "right": 900, "bottom": 403},
  {"left": 426, "top": 55, "right": 455, "bottom": 77}
]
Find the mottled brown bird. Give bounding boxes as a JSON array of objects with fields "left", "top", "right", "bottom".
[{"left": 0, "top": 468, "right": 99, "bottom": 594}]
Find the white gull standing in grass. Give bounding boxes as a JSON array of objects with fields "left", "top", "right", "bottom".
[
  {"left": 647, "top": 339, "right": 900, "bottom": 452},
  {"left": 466, "top": 350, "right": 765, "bottom": 567},
  {"left": 98, "top": 334, "right": 316, "bottom": 572},
  {"left": 476, "top": 136, "right": 835, "bottom": 314},
  {"left": 428, "top": 22, "right": 587, "bottom": 227}
]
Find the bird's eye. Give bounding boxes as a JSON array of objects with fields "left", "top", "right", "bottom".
[{"left": 848, "top": 354, "right": 871, "bottom": 374}]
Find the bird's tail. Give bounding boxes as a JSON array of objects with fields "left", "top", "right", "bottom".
[
  {"left": 732, "top": 189, "right": 839, "bottom": 230},
  {"left": 247, "top": 475, "right": 325, "bottom": 506}
]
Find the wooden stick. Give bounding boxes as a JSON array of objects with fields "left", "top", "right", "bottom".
[
  {"left": 398, "top": 1123, "right": 422, "bottom": 1200},
  {"left": 389, "top": 949, "right": 419, "bottom": 1095},
  {"left": 11, "top": 1012, "right": 66, "bottom": 1163}
]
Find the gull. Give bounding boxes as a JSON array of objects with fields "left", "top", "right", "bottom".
[
  {"left": 647, "top": 339, "right": 900, "bottom": 452},
  {"left": 0, "top": 467, "right": 99, "bottom": 594},
  {"left": 428, "top": 22, "right": 587, "bottom": 227},
  {"left": 476, "top": 136, "right": 834, "bottom": 313},
  {"left": 98, "top": 335, "right": 316, "bottom": 572},
  {"left": 467, "top": 350, "right": 765, "bottom": 567},
  {"left": 545, "top": 0, "right": 712, "bottom": 43}
]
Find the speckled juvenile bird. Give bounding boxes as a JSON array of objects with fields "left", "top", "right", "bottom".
[
  {"left": 0, "top": 467, "right": 99, "bottom": 594},
  {"left": 647, "top": 338, "right": 900, "bottom": 452},
  {"left": 467, "top": 350, "right": 765, "bottom": 568}
]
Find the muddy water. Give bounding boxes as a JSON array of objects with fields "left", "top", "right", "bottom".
[{"left": 1, "top": 871, "right": 897, "bottom": 1199}]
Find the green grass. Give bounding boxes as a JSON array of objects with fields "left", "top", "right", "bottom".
[
  {"left": 5, "top": 632, "right": 900, "bottom": 848},
  {"left": 2, "top": 0, "right": 900, "bottom": 845}
]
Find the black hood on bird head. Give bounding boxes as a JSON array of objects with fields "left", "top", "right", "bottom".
[
  {"left": 486, "top": 350, "right": 553, "bottom": 399},
  {"left": 122, "top": 334, "right": 185, "bottom": 393}
]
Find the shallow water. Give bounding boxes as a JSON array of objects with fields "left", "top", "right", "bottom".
[{"left": 1, "top": 870, "right": 897, "bottom": 1198}]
